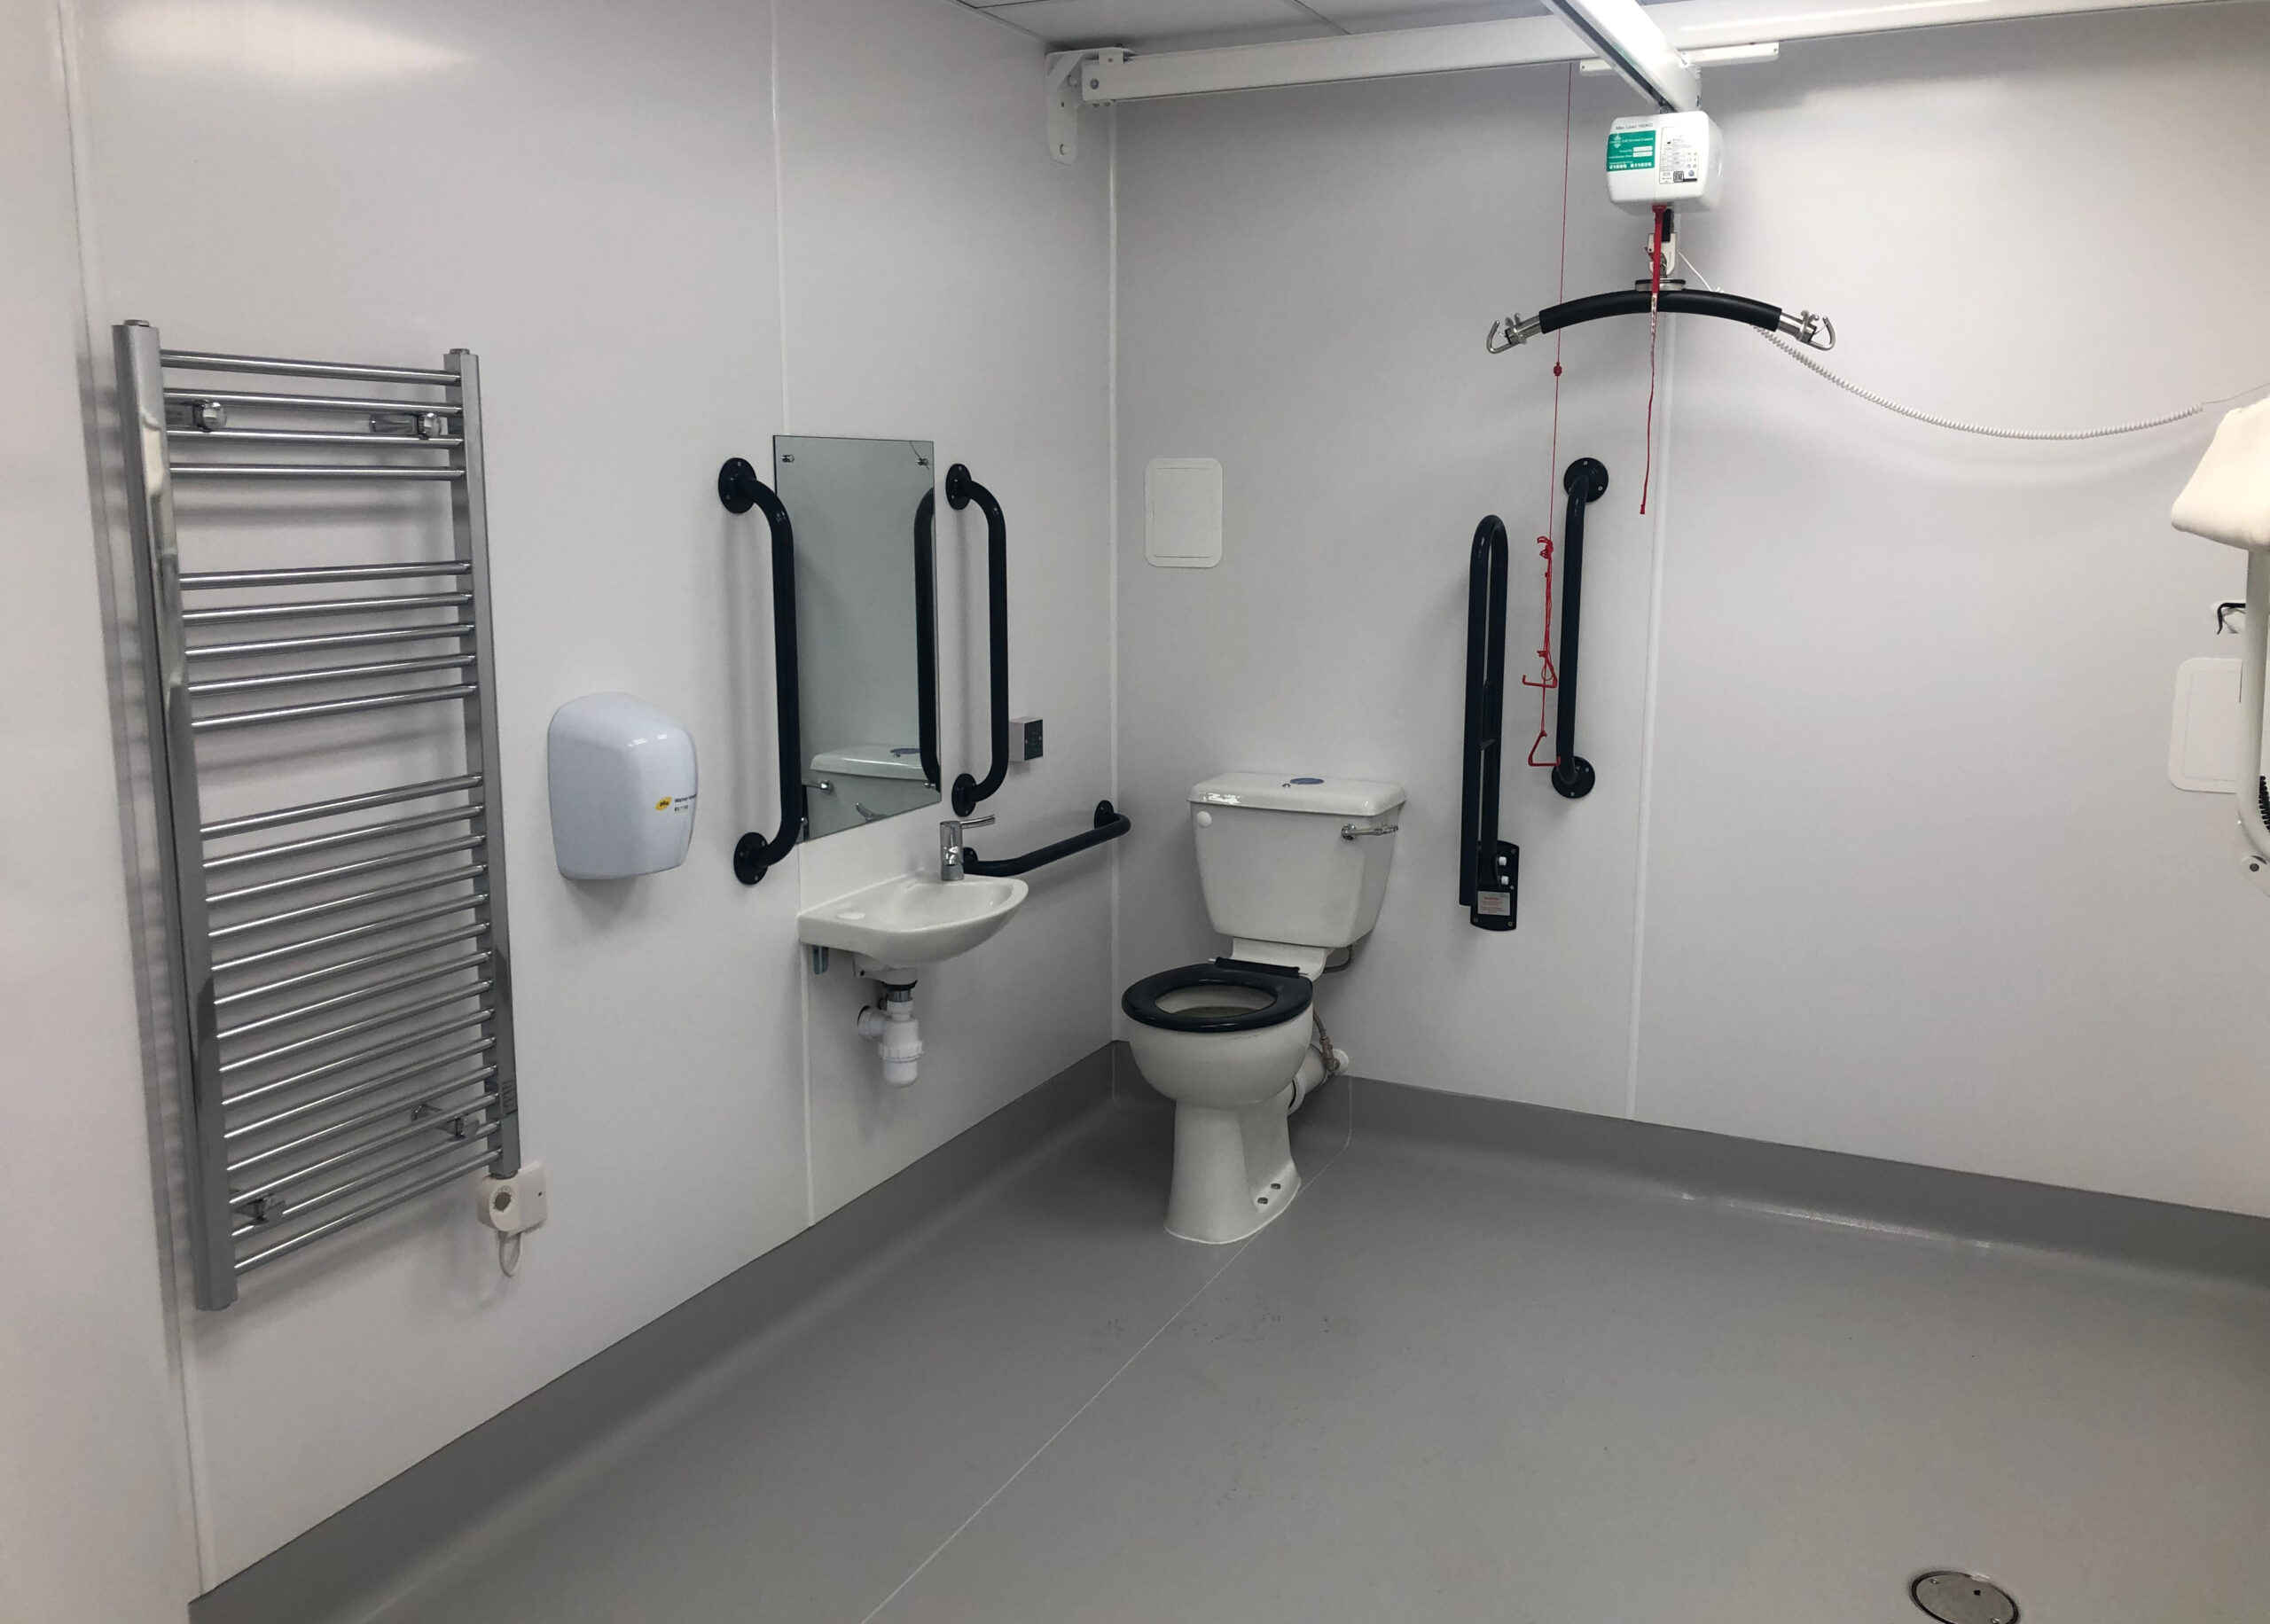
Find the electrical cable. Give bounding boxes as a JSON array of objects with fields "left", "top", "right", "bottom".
[
  {"left": 1683, "top": 254, "right": 2267, "bottom": 441},
  {"left": 497, "top": 1228, "right": 521, "bottom": 1277},
  {"left": 1523, "top": 65, "right": 1575, "bottom": 771},
  {"left": 1640, "top": 203, "right": 1665, "bottom": 511}
]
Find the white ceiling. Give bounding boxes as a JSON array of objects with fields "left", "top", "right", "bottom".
[{"left": 961, "top": 0, "right": 1560, "bottom": 54}]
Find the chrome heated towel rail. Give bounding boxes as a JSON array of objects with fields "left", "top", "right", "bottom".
[{"left": 116, "top": 321, "right": 521, "bottom": 1309}]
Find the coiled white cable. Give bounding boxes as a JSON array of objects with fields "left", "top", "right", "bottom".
[{"left": 1683, "top": 255, "right": 2265, "bottom": 441}]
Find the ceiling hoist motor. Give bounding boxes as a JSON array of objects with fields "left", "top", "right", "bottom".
[{"left": 1486, "top": 109, "right": 1836, "bottom": 359}]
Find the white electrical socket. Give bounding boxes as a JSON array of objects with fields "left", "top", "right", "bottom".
[{"left": 476, "top": 1162, "right": 547, "bottom": 1236}]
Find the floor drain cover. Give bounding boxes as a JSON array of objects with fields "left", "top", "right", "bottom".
[{"left": 1912, "top": 1572, "right": 2018, "bottom": 1624}]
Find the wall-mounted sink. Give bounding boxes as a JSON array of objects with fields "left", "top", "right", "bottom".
[{"left": 797, "top": 873, "right": 1027, "bottom": 981}]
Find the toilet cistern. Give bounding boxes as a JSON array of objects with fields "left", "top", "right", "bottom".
[{"left": 938, "top": 814, "right": 994, "bottom": 881}]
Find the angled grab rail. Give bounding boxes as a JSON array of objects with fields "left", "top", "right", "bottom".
[
  {"left": 718, "top": 457, "right": 803, "bottom": 886},
  {"left": 1460, "top": 516, "right": 1518, "bottom": 930},
  {"left": 1549, "top": 457, "right": 1609, "bottom": 800},
  {"left": 960, "top": 800, "right": 1130, "bottom": 878}
]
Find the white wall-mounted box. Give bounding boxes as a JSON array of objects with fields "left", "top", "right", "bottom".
[
  {"left": 1146, "top": 457, "right": 1224, "bottom": 568},
  {"left": 1606, "top": 111, "right": 1724, "bottom": 214},
  {"left": 2170, "top": 657, "right": 2242, "bottom": 792}
]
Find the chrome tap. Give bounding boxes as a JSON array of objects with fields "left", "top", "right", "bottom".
[{"left": 939, "top": 814, "right": 993, "bottom": 881}]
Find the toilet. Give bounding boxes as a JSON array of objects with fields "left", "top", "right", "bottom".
[{"left": 1122, "top": 772, "right": 1405, "bottom": 1244}]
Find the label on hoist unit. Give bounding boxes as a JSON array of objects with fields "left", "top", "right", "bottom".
[{"left": 1606, "top": 128, "right": 1656, "bottom": 171}]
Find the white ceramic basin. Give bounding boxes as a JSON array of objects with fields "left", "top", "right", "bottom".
[{"left": 797, "top": 872, "right": 1028, "bottom": 978}]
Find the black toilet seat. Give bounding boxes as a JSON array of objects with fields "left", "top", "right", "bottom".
[{"left": 1121, "top": 958, "right": 1314, "bottom": 1034}]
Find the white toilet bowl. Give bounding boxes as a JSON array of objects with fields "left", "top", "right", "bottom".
[
  {"left": 1123, "top": 960, "right": 1313, "bottom": 1244},
  {"left": 1120, "top": 770, "right": 1404, "bottom": 1245}
]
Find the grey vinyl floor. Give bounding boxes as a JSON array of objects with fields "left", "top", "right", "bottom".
[{"left": 375, "top": 1090, "right": 2270, "bottom": 1624}]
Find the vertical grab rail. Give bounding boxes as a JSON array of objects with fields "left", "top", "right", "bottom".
[
  {"left": 1461, "top": 516, "right": 1519, "bottom": 930},
  {"left": 1549, "top": 457, "right": 1609, "bottom": 800},
  {"left": 944, "top": 463, "right": 1010, "bottom": 817},
  {"left": 913, "top": 489, "right": 943, "bottom": 791},
  {"left": 719, "top": 458, "right": 803, "bottom": 886}
]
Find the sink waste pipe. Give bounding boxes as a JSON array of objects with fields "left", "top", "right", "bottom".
[{"left": 857, "top": 986, "right": 922, "bottom": 1086}]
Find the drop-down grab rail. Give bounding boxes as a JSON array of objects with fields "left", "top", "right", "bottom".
[{"left": 1460, "top": 516, "right": 1519, "bottom": 930}]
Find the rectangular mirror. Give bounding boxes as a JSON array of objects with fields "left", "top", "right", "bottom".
[{"left": 775, "top": 434, "right": 939, "bottom": 839}]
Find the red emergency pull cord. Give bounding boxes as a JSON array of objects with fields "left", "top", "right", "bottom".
[
  {"left": 1521, "top": 527, "right": 1560, "bottom": 767},
  {"left": 1523, "top": 65, "right": 1576, "bottom": 770}
]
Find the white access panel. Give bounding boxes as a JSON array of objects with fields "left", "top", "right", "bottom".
[
  {"left": 2169, "top": 657, "right": 2242, "bottom": 792},
  {"left": 1146, "top": 457, "right": 1224, "bottom": 568}
]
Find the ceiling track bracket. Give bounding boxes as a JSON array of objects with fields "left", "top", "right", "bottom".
[{"left": 1045, "top": 47, "right": 1125, "bottom": 164}]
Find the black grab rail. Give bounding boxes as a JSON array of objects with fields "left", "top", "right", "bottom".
[
  {"left": 719, "top": 457, "right": 803, "bottom": 886},
  {"left": 1460, "top": 516, "right": 1518, "bottom": 931},
  {"left": 1549, "top": 457, "right": 1609, "bottom": 800},
  {"left": 961, "top": 800, "right": 1130, "bottom": 878},
  {"left": 945, "top": 463, "right": 1009, "bottom": 818}
]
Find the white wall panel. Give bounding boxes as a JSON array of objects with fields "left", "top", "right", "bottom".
[
  {"left": 1628, "top": 15, "right": 2270, "bottom": 1212},
  {"left": 0, "top": 7, "right": 202, "bottom": 1621},
  {"left": 1113, "top": 6, "right": 2270, "bottom": 1214},
  {"left": 37, "top": 0, "right": 1111, "bottom": 1591},
  {"left": 775, "top": 0, "right": 1116, "bottom": 1217},
  {"left": 1115, "top": 66, "right": 1668, "bottom": 1119}
]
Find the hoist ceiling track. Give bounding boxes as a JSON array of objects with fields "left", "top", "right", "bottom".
[{"left": 1073, "top": 0, "right": 2257, "bottom": 106}]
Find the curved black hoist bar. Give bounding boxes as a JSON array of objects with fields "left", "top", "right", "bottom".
[
  {"left": 718, "top": 457, "right": 803, "bottom": 886},
  {"left": 1489, "top": 288, "right": 1834, "bottom": 355},
  {"left": 913, "top": 488, "right": 943, "bottom": 791},
  {"left": 944, "top": 463, "right": 1010, "bottom": 818},
  {"left": 1460, "top": 515, "right": 1518, "bottom": 932},
  {"left": 960, "top": 800, "right": 1131, "bottom": 878},
  {"left": 1550, "top": 457, "right": 1609, "bottom": 801}
]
